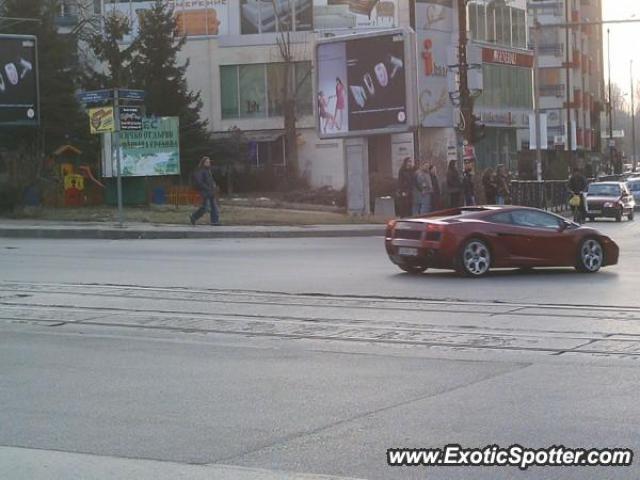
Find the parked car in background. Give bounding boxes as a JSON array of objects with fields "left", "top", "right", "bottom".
[
  {"left": 385, "top": 206, "right": 619, "bottom": 277},
  {"left": 627, "top": 178, "right": 640, "bottom": 209},
  {"left": 585, "top": 182, "right": 635, "bottom": 222}
]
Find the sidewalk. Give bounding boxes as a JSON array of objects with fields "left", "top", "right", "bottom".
[{"left": 0, "top": 219, "right": 384, "bottom": 240}]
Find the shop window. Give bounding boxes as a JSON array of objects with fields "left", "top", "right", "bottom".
[
  {"left": 221, "top": 65, "right": 239, "bottom": 119},
  {"left": 295, "top": 62, "right": 313, "bottom": 116},
  {"left": 239, "top": 64, "right": 267, "bottom": 118},
  {"left": 221, "top": 61, "right": 312, "bottom": 119},
  {"left": 267, "top": 63, "right": 287, "bottom": 117}
]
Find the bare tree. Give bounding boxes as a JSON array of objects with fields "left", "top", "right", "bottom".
[{"left": 272, "top": 0, "right": 312, "bottom": 184}]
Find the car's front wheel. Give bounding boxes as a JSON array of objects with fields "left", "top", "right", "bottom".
[
  {"left": 459, "top": 239, "right": 492, "bottom": 277},
  {"left": 398, "top": 264, "right": 427, "bottom": 274},
  {"left": 576, "top": 238, "right": 604, "bottom": 273}
]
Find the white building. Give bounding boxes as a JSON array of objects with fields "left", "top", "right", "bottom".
[{"left": 527, "top": 0, "right": 605, "bottom": 153}]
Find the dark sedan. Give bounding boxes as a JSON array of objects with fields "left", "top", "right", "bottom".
[
  {"left": 585, "top": 182, "right": 635, "bottom": 222},
  {"left": 385, "top": 206, "right": 619, "bottom": 277}
]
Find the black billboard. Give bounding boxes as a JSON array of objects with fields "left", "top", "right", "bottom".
[
  {"left": 316, "top": 29, "right": 416, "bottom": 139},
  {"left": 0, "top": 35, "right": 39, "bottom": 127}
]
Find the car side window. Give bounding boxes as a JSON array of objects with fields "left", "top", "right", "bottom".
[
  {"left": 511, "top": 210, "right": 562, "bottom": 229},
  {"left": 488, "top": 212, "right": 513, "bottom": 225}
]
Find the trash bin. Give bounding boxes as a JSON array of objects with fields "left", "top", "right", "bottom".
[{"left": 374, "top": 196, "right": 396, "bottom": 217}]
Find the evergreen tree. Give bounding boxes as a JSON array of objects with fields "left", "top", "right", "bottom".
[
  {"left": 130, "top": 0, "right": 210, "bottom": 176},
  {"left": 85, "top": 12, "right": 134, "bottom": 89},
  {"left": 0, "top": 0, "right": 92, "bottom": 158}
]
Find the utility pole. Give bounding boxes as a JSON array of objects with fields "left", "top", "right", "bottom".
[
  {"left": 533, "top": 18, "right": 543, "bottom": 182},
  {"left": 632, "top": 59, "right": 637, "bottom": 172},
  {"left": 457, "top": 0, "right": 473, "bottom": 146},
  {"left": 607, "top": 28, "right": 613, "bottom": 173},
  {"left": 564, "top": 0, "right": 572, "bottom": 155}
]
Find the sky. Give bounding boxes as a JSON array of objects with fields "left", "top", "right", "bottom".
[{"left": 603, "top": 0, "right": 640, "bottom": 102}]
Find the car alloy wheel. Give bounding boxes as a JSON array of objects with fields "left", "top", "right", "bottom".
[
  {"left": 462, "top": 239, "right": 491, "bottom": 277},
  {"left": 578, "top": 238, "right": 603, "bottom": 273}
]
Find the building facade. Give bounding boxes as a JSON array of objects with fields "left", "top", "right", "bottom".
[
  {"left": 417, "top": 0, "right": 533, "bottom": 177},
  {"left": 528, "top": 0, "right": 604, "bottom": 154}
]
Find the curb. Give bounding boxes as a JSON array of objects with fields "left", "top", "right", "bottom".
[{"left": 0, "top": 226, "right": 384, "bottom": 240}]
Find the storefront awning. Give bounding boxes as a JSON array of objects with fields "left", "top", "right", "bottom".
[{"left": 212, "top": 130, "right": 284, "bottom": 143}]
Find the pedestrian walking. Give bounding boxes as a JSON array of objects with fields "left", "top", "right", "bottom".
[
  {"left": 463, "top": 164, "right": 475, "bottom": 206},
  {"left": 495, "top": 165, "right": 510, "bottom": 205},
  {"left": 446, "top": 160, "right": 462, "bottom": 208},
  {"left": 482, "top": 167, "right": 497, "bottom": 204},
  {"left": 413, "top": 162, "right": 433, "bottom": 215},
  {"left": 396, "top": 157, "right": 415, "bottom": 217},
  {"left": 429, "top": 164, "right": 441, "bottom": 210},
  {"left": 190, "top": 156, "right": 221, "bottom": 226}
]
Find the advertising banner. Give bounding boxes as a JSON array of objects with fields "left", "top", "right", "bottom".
[
  {"left": 316, "top": 28, "right": 416, "bottom": 138},
  {"left": 241, "top": 0, "right": 313, "bottom": 34},
  {"left": 108, "top": 0, "right": 228, "bottom": 43},
  {"left": 416, "top": 0, "right": 454, "bottom": 128},
  {"left": 120, "top": 106, "right": 144, "bottom": 131},
  {"left": 89, "top": 107, "right": 116, "bottom": 134},
  {"left": 313, "top": 0, "right": 398, "bottom": 31},
  {"left": 106, "top": 117, "right": 180, "bottom": 177},
  {"left": 0, "top": 35, "right": 39, "bottom": 127}
]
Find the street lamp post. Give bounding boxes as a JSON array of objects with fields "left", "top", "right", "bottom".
[
  {"left": 607, "top": 28, "right": 614, "bottom": 173},
  {"left": 632, "top": 59, "right": 637, "bottom": 172}
]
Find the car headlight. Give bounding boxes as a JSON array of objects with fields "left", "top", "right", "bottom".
[{"left": 604, "top": 202, "right": 614, "bottom": 208}]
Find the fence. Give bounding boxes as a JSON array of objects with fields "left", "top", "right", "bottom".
[{"left": 510, "top": 180, "right": 569, "bottom": 213}]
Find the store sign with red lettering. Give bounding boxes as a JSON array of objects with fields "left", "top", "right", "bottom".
[{"left": 482, "top": 48, "right": 533, "bottom": 68}]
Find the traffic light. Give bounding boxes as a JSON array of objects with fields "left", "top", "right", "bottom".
[{"left": 470, "top": 114, "right": 486, "bottom": 144}]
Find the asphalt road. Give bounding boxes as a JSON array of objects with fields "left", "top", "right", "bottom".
[{"left": 1, "top": 219, "right": 639, "bottom": 479}]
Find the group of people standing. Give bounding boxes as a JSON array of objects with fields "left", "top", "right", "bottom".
[
  {"left": 397, "top": 158, "right": 511, "bottom": 217},
  {"left": 397, "top": 158, "right": 441, "bottom": 216},
  {"left": 481, "top": 165, "right": 511, "bottom": 205}
]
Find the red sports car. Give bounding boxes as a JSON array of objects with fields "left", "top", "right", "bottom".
[{"left": 385, "top": 206, "right": 619, "bottom": 277}]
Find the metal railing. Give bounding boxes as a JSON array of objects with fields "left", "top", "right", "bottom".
[{"left": 510, "top": 180, "right": 569, "bottom": 213}]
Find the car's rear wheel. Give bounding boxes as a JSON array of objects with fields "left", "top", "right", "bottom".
[
  {"left": 398, "top": 264, "right": 427, "bottom": 274},
  {"left": 459, "top": 239, "right": 491, "bottom": 277},
  {"left": 576, "top": 238, "right": 604, "bottom": 273}
]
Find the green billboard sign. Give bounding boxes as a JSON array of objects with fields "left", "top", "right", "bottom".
[{"left": 114, "top": 117, "right": 180, "bottom": 177}]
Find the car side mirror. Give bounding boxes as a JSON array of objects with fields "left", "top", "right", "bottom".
[{"left": 559, "top": 221, "right": 571, "bottom": 232}]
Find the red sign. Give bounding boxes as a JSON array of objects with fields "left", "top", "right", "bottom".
[{"left": 482, "top": 47, "right": 533, "bottom": 68}]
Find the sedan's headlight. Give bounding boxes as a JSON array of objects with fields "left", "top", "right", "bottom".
[{"left": 604, "top": 202, "right": 614, "bottom": 208}]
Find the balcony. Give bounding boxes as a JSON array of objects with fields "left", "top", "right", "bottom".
[
  {"left": 540, "top": 84, "right": 565, "bottom": 97},
  {"left": 536, "top": 43, "right": 564, "bottom": 57}
]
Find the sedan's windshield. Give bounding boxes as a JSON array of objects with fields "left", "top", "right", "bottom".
[
  {"left": 628, "top": 181, "right": 640, "bottom": 192},
  {"left": 588, "top": 184, "right": 621, "bottom": 196}
]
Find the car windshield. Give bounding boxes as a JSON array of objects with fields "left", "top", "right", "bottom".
[
  {"left": 588, "top": 184, "right": 621, "bottom": 196},
  {"left": 628, "top": 182, "right": 640, "bottom": 192}
]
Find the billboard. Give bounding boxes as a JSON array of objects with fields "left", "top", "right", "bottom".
[
  {"left": 89, "top": 107, "right": 115, "bottom": 134},
  {"left": 0, "top": 35, "right": 39, "bottom": 127},
  {"left": 315, "top": 28, "right": 417, "bottom": 138},
  {"left": 104, "top": 117, "right": 180, "bottom": 177},
  {"left": 107, "top": 0, "right": 228, "bottom": 43},
  {"left": 416, "top": 0, "right": 454, "bottom": 128},
  {"left": 241, "top": 0, "right": 313, "bottom": 34},
  {"left": 314, "top": 0, "right": 398, "bottom": 30}
]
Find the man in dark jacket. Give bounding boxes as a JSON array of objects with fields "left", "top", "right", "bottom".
[
  {"left": 190, "top": 156, "right": 221, "bottom": 226},
  {"left": 568, "top": 167, "right": 588, "bottom": 222}
]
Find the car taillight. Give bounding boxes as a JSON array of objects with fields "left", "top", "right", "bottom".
[
  {"left": 424, "top": 223, "right": 443, "bottom": 241},
  {"left": 385, "top": 220, "right": 396, "bottom": 237}
]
